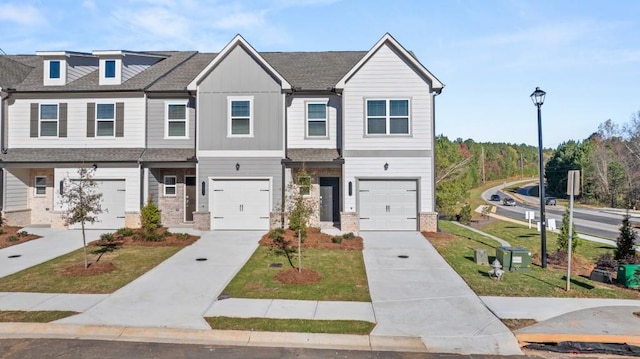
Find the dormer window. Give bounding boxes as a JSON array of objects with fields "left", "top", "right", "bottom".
[
  {"left": 105, "top": 60, "right": 116, "bottom": 78},
  {"left": 49, "top": 61, "right": 61, "bottom": 79}
]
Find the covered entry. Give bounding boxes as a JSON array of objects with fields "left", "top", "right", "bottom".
[{"left": 358, "top": 179, "right": 417, "bottom": 231}]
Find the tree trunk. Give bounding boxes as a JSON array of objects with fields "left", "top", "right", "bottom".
[{"left": 82, "top": 221, "right": 88, "bottom": 269}]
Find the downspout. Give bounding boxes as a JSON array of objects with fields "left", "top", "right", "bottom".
[
  {"left": 0, "top": 88, "right": 14, "bottom": 213},
  {"left": 281, "top": 91, "right": 290, "bottom": 228},
  {"left": 431, "top": 90, "right": 439, "bottom": 228}
]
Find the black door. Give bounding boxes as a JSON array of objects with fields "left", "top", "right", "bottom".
[{"left": 319, "top": 177, "right": 340, "bottom": 223}]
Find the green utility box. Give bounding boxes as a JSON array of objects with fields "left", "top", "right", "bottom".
[
  {"left": 617, "top": 264, "right": 640, "bottom": 289},
  {"left": 495, "top": 246, "right": 532, "bottom": 272}
]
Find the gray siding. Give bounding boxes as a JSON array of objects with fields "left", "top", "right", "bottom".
[
  {"left": 197, "top": 157, "right": 283, "bottom": 212},
  {"left": 148, "top": 168, "right": 160, "bottom": 204},
  {"left": 198, "top": 45, "right": 283, "bottom": 151},
  {"left": 122, "top": 55, "right": 160, "bottom": 82},
  {"left": 4, "top": 168, "right": 29, "bottom": 210},
  {"left": 146, "top": 96, "right": 196, "bottom": 148},
  {"left": 67, "top": 56, "right": 98, "bottom": 83}
]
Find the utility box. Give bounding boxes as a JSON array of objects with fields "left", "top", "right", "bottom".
[
  {"left": 617, "top": 264, "right": 640, "bottom": 289},
  {"left": 474, "top": 249, "right": 489, "bottom": 265},
  {"left": 495, "top": 246, "right": 532, "bottom": 272}
]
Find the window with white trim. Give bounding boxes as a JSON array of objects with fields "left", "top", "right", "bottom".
[
  {"left": 166, "top": 103, "right": 187, "bottom": 138},
  {"left": 49, "top": 61, "right": 61, "bottom": 79},
  {"left": 164, "top": 175, "right": 177, "bottom": 196},
  {"left": 105, "top": 60, "right": 116, "bottom": 78},
  {"left": 35, "top": 176, "right": 47, "bottom": 196},
  {"left": 366, "top": 99, "right": 410, "bottom": 135},
  {"left": 96, "top": 103, "right": 115, "bottom": 137},
  {"left": 39, "top": 104, "right": 58, "bottom": 137},
  {"left": 306, "top": 102, "right": 328, "bottom": 137},
  {"left": 228, "top": 97, "right": 253, "bottom": 137}
]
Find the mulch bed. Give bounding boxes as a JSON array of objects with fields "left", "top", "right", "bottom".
[
  {"left": 91, "top": 228, "right": 199, "bottom": 248},
  {"left": 60, "top": 261, "right": 117, "bottom": 277},
  {"left": 259, "top": 227, "right": 363, "bottom": 250},
  {"left": 0, "top": 226, "right": 41, "bottom": 249},
  {"left": 275, "top": 268, "right": 323, "bottom": 285}
]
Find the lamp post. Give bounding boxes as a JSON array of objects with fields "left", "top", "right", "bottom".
[{"left": 531, "top": 87, "right": 547, "bottom": 268}]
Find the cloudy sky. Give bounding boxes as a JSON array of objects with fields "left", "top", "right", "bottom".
[{"left": 1, "top": 0, "right": 639, "bottom": 147}]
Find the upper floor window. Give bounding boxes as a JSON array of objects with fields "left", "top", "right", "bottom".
[
  {"left": 228, "top": 97, "right": 253, "bottom": 137},
  {"left": 166, "top": 103, "right": 187, "bottom": 138},
  {"left": 96, "top": 103, "right": 115, "bottom": 137},
  {"left": 164, "top": 175, "right": 177, "bottom": 196},
  {"left": 307, "top": 103, "right": 328, "bottom": 137},
  {"left": 49, "top": 61, "right": 61, "bottom": 79},
  {"left": 35, "top": 176, "right": 47, "bottom": 196},
  {"left": 40, "top": 104, "right": 58, "bottom": 137},
  {"left": 366, "top": 99, "right": 410, "bottom": 135},
  {"left": 105, "top": 60, "right": 116, "bottom": 78}
]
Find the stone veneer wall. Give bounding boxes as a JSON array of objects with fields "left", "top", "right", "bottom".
[
  {"left": 3, "top": 209, "right": 32, "bottom": 227},
  {"left": 270, "top": 211, "right": 284, "bottom": 229},
  {"left": 340, "top": 212, "right": 358, "bottom": 232},
  {"left": 193, "top": 212, "right": 210, "bottom": 230},
  {"left": 30, "top": 169, "right": 59, "bottom": 226},
  {"left": 419, "top": 212, "right": 438, "bottom": 232},
  {"left": 157, "top": 169, "right": 196, "bottom": 226},
  {"left": 125, "top": 212, "right": 141, "bottom": 229}
]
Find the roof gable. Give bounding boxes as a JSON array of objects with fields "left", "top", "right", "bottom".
[
  {"left": 187, "top": 35, "right": 291, "bottom": 91},
  {"left": 336, "top": 33, "right": 444, "bottom": 93}
]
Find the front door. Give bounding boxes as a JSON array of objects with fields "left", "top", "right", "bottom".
[
  {"left": 185, "top": 176, "right": 196, "bottom": 222},
  {"left": 319, "top": 177, "right": 340, "bottom": 223}
]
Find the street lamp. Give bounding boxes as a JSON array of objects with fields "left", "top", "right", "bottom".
[{"left": 530, "top": 87, "right": 547, "bottom": 268}]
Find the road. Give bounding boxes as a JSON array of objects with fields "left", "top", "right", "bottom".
[{"left": 482, "top": 181, "right": 640, "bottom": 240}]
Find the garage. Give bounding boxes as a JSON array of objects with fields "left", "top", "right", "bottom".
[
  {"left": 358, "top": 180, "right": 417, "bottom": 231},
  {"left": 211, "top": 179, "right": 271, "bottom": 230},
  {"left": 71, "top": 179, "right": 126, "bottom": 230}
]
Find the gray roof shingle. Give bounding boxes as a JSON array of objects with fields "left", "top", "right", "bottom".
[
  {"left": 0, "top": 148, "right": 144, "bottom": 163},
  {"left": 0, "top": 56, "right": 33, "bottom": 89},
  {"left": 287, "top": 148, "right": 341, "bottom": 162},
  {"left": 147, "top": 53, "right": 217, "bottom": 92},
  {"left": 140, "top": 148, "right": 196, "bottom": 162}
]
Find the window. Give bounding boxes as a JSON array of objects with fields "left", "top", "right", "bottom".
[
  {"left": 39, "top": 104, "right": 58, "bottom": 137},
  {"left": 164, "top": 176, "right": 177, "bottom": 196},
  {"left": 105, "top": 60, "right": 116, "bottom": 78},
  {"left": 96, "top": 103, "right": 115, "bottom": 136},
  {"left": 166, "top": 103, "right": 187, "bottom": 137},
  {"left": 307, "top": 103, "right": 328, "bottom": 137},
  {"left": 298, "top": 176, "right": 311, "bottom": 196},
  {"left": 228, "top": 98, "right": 253, "bottom": 137},
  {"left": 35, "top": 176, "right": 47, "bottom": 196},
  {"left": 366, "top": 99, "right": 410, "bottom": 135},
  {"left": 49, "top": 61, "right": 60, "bottom": 79}
]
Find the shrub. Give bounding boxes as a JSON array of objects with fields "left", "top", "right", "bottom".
[
  {"left": 0, "top": 228, "right": 4, "bottom": 235},
  {"left": 17, "top": 231, "right": 28, "bottom": 237},
  {"left": 459, "top": 204, "right": 472, "bottom": 225},
  {"left": 557, "top": 208, "right": 579, "bottom": 252},
  {"left": 331, "top": 236, "right": 343, "bottom": 244},
  {"left": 100, "top": 233, "right": 114, "bottom": 241},
  {"left": 615, "top": 215, "right": 638, "bottom": 263},
  {"left": 162, "top": 229, "right": 171, "bottom": 238},
  {"left": 176, "top": 233, "right": 190, "bottom": 240},
  {"left": 143, "top": 232, "right": 164, "bottom": 242},
  {"left": 116, "top": 227, "right": 134, "bottom": 237},
  {"left": 6, "top": 235, "right": 18, "bottom": 242},
  {"left": 343, "top": 232, "right": 355, "bottom": 239},
  {"left": 140, "top": 198, "right": 161, "bottom": 233},
  {"left": 596, "top": 253, "right": 618, "bottom": 271}
]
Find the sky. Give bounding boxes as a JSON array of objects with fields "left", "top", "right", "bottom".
[{"left": 1, "top": 0, "right": 639, "bottom": 148}]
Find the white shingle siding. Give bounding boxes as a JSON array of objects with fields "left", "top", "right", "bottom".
[
  {"left": 287, "top": 94, "right": 340, "bottom": 149},
  {"left": 342, "top": 44, "right": 433, "bottom": 151},
  {"left": 343, "top": 157, "right": 433, "bottom": 213},
  {"left": 8, "top": 95, "right": 145, "bottom": 148}
]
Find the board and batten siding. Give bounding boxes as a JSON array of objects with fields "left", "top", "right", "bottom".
[
  {"left": 67, "top": 57, "right": 98, "bottom": 83},
  {"left": 4, "top": 168, "right": 30, "bottom": 211},
  {"left": 7, "top": 94, "right": 146, "bottom": 148},
  {"left": 287, "top": 94, "right": 340, "bottom": 149},
  {"left": 342, "top": 43, "right": 433, "bottom": 151},
  {"left": 197, "top": 45, "right": 283, "bottom": 152},
  {"left": 53, "top": 166, "right": 141, "bottom": 212},
  {"left": 146, "top": 97, "right": 195, "bottom": 148},
  {"left": 343, "top": 157, "right": 433, "bottom": 213},
  {"left": 122, "top": 55, "right": 159, "bottom": 82},
  {"left": 197, "top": 157, "right": 282, "bottom": 213}
]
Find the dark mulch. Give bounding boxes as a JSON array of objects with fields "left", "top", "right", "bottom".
[
  {"left": 259, "top": 227, "right": 363, "bottom": 250},
  {"left": 0, "top": 227, "right": 41, "bottom": 249},
  {"left": 60, "top": 261, "right": 117, "bottom": 277},
  {"left": 275, "top": 268, "right": 323, "bottom": 285}
]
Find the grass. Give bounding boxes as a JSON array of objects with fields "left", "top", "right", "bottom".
[
  {"left": 432, "top": 220, "right": 639, "bottom": 299},
  {"left": 0, "top": 311, "right": 78, "bottom": 322},
  {"left": 0, "top": 246, "right": 183, "bottom": 293},
  {"left": 222, "top": 246, "right": 370, "bottom": 302},
  {"left": 205, "top": 316, "right": 375, "bottom": 335}
]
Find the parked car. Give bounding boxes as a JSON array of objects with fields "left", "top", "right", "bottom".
[
  {"left": 490, "top": 194, "right": 501, "bottom": 201},
  {"left": 503, "top": 198, "right": 516, "bottom": 206},
  {"left": 545, "top": 197, "right": 557, "bottom": 205}
]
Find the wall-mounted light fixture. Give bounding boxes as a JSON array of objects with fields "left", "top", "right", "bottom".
[
  {"left": 348, "top": 181, "right": 353, "bottom": 196},
  {"left": 92, "top": 163, "right": 98, "bottom": 170},
  {"left": 201, "top": 181, "right": 206, "bottom": 196},
  {"left": 235, "top": 162, "right": 240, "bottom": 171},
  {"left": 384, "top": 162, "right": 389, "bottom": 171},
  {"left": 59, "top": 180, "right": 64, "bottom": 195}
]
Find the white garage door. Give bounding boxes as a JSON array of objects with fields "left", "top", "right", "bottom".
[
  {"left": 211, "top": 179, "right": 270, "bottom": 230},
  {"left": 71, "top": 180, "right": 126, "bottom": 230},
  {"left": 359, "top": 180, "right": 417, "bottom": 231}
]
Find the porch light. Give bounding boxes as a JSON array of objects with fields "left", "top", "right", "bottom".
[{"left": 235, "top": 162, "right": 240, "bottom": 171}]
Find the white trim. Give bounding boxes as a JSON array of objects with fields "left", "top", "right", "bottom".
[
  {"left": 99, "top": 58, "right": 121, "bottom": 85},
  {"left": 43, "top": 59, "right": 66, "bottom": 86},
  {"left": 95, "top": 102, "right": 116, "bottom": 138},
  {"left": 365, "top": 98, "right": 411, "bottom": 136},
  {"left": 34, "top": 176, "right": 47, "bottom": 196},
  {"left": 164, "top": 101, "right": 189, "bottom": 139},
  {"left": 305, "top": 101, "right": 329, "bottom": 138},
  {"left": 336, "top": 33, "right": 444, "bottom": 91},
  {"left": 163, "top": 175, "right": 177, "bottom": 197},
  {"left": 39, "top": 103, "right": 59, "bottom": 138},
  {"left": 197, "top": 150, "right": 284, "bottom": 157},
  {"left": 187, "top": 34, "right": 291, "bottom": 91},
  {"left": 227, "top": 96, "right": 254, "bottom": 138},
  {"left": 92, "top": 50, "right": 167, "bottom": 58}
]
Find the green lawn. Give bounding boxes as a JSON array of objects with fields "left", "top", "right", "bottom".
[
  {"left": 0, "top": 246, "right": 183, "bottom": 293},
  {"left": 432, "top": 221, "right": 639, "bottom": 299},
  {"left": 206, "top": 317, "right": 375, "bottom": 335},
  {"left": 222, "top": 246, "right": 370, "bottom": 302},
  {"left": 0, "top": 311, "right": 78, "bottom": 323}
]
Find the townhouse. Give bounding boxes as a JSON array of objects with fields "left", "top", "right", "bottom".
[{"left": 0, "top": 33, "right": 443, "bottom": 232}]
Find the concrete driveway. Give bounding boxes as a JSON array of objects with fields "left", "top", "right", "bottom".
[
  {"left": 57, "top": 231, "right": 260, "bottom": 329},
  {"left": 362, "top": 231, "right": 522, "bottom": 355}
]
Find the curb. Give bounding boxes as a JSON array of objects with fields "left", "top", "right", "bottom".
[
  {"left": 0, "top": 323, "right": 427, "bottom": 352},
  {"left": 516, "top": 332, "right": 640, "bottom": 346}
]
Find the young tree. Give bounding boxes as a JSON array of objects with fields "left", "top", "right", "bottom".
[
  {"left": 557, "top": 208, "right": 579, "bottom": 252},
  {"left": 615, "top": 214, "right": 638, "bottom": 263},
  {"left": 59, "top": 167, "right": 104, "bottom": 268}
]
